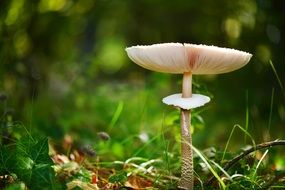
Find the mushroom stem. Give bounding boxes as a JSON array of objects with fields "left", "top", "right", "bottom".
[
  {"left": 182, "top": 72, "right": 192, "bottom": 97},
  {"left": 178, "top": 72, "right": 194, "bottom": 190}
]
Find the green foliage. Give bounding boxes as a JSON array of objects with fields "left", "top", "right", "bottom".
[
  {"left": 4, "top": 182, "right": 25, "bottom": 190},
  {"left": 108, "top": 171, "right": 128, "bottom": 184},
  {"left": 1, "top": 0, "right": 285, "bottom": 189},
  {"left": 0, "top": 135, "right": 62, "bottom": 189},
  {"left": 0, "top": 0, "right": 284, "bottom": 146},
  {"left": 0, "top": 145, "right": 11, "bottom": 175},
  {"left": 71, "top": 168, "right": 93, "bottom": 183}
]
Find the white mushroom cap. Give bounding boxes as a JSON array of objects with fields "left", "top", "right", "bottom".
[
  {"left": 162, "top": 93, "right": 210, "bottom": 110},
  {"left": 126, "top": 43, "right": 252, "bottom": 74}
]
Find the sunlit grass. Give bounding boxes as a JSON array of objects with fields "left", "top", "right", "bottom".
[
  {"left": 252, "top": 149, "right": 269, "bottom": 179},
  {"left": 192, "top": 145, "right": 226, "bottom": 189}
]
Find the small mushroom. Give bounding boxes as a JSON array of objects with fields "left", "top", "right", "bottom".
[{"left": 126, "top": 43, "right": 252, "bottom": 190}]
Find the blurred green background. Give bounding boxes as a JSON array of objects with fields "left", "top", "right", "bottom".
[{"left": 0, "top": 0, "right": 284, "bottom": 160}]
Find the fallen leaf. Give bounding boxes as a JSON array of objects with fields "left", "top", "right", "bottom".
[
  {"left": 66, "top": 179, "right": 99, "bottom": 190},
  {"left": 125, "top": 175, "right": 153, "bottom": 189}
]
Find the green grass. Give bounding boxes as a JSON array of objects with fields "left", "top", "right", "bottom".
[
  {"left": 269, "top": 60, "right": 285, "bottom": 98},
  {"left": 108, "top": 101, "right": 124, "bottom": 130},
  {"left": 222, "top": 124, "right": 256, "bottom": 162},
  {"left": 1, "top": 60, "right": 285, "bottom": 189},
  {"left": 192, "top": 145, "right": 226, "bottom": 189},
  {"left": 244, "top": 90, "right": 249, "bottom": 144},
  {"left": 268, "top": 88, "right": 275, "bottom": 133},
  {"left": 1, "top": 121, "right": 285, "bottom": 189}
]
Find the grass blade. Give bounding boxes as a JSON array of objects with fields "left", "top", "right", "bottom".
[
  {"left": 244, "top": 90, "right": 249, "bottom": 144},
  {"left": 269, "top": 60, "right": 285, "bottom": 98},
  {"left": 161, "top": 111, "right": 171, "bottom": 175},
  {"left": 210, "top": 160, "right": 232, "bottom": 182},
  {"left": 192, "top": 145, "right": 226, "bottom": 190},
  {"left": 222, "top": 124, "right": 256, "bottom": 162},
  {"left": 268, "top": 88, "right": 275, "bottom": 133},
  {"left": 252, "top": 149, "right": 269, "bottom": 178},
  {"left": 108, "top": 101, "right": 124, "bottom": 130},
  {"left": 194, "top": 170, "right": 204, "bottom": 190},
  {"left": 133, "top": 134, "right": 160, "bottom": 156}
]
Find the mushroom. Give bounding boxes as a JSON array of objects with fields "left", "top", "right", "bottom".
[{"left": 125, "top": 43, "right": 252, "bottom": 190}]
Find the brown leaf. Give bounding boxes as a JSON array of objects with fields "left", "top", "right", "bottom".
[
  {"left": 125, "top": 175, "right": 153, "bottom": 190},
  {"left": 67, "top": 180, "right": 99, "bottom": 190}
]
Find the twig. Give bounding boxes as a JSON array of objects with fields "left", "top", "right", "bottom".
[{"left": 206, "top": 139, "right": 285, "bottom": 186}]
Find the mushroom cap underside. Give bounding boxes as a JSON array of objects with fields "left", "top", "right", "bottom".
[
  {"left": 126, "top": 43, "right": 252, "bottom": 74},
  {"left": 162, "top": 93, "right": 211, "bottom": 110}
]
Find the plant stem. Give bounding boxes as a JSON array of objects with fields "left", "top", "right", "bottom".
[
  {"left": 178, "top": 72, "right": 193, "bottom": 190},
  {"left": 206, "top": 139, "right": 285, "bottom": 186}
]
